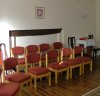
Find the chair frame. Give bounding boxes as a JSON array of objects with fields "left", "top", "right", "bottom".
[
  {"left": 39, "top": 43, "right": 50, "bottom": 65},
  {"left": 11, "top": 46, "right": 26, "bottom": 71},
  {"left": 73, "top": 46, "right": 92, "bottom": 74},
  {"left": 25, "top": 53, "right": 51, "bottom": 90},
  {"left": 2, "top": 57, "right": 31, "bottom": 95},
  {"left": 60, "top": 48, "right": 82, "bottom": 79},
  {"left": 46, "top": 49, "right": 69, "bottom": 84},
  {"left": 1, "top": 62, "right": 21, "bottom": 96}
]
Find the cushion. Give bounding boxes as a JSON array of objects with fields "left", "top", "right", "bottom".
[
  {"left": 27, "top": 45, "right": 38, "bottom": 53},
  {"left": 65, "top": 58, "right": 82, "bottom": 66},
  {"left": 0, "top": 83, "right": 20, "bottom": 96},
  {"left": 48, "top": 62, "right": 68, "bottom": 70},
  {"left": 6, "top": 72, "right": 30, "bottom": 83},
  {"left": 79, "top": 56, "right": 92, "bottom": 62},
  {"left": 28, "top": 66, "right": 49, "bottom": 75},
  {"left": 4, "top": 58, "right": 18, "bottom": 70}
]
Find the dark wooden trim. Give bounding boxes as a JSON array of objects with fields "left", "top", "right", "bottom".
[{"left": 9, "top": 28, "right": 62, "bottom": 37}]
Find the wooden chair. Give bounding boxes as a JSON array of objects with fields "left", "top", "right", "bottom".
[
  {"left": 11, "top": 46, "right": 26, "bottom": 72},
  {"left": 26, "top": 45, "right": 39, "bottom": 54},
  {"left": 73, "top": 46, "right": 92, "bottom": 74},
  {"left": 0, "top": 44, "right": 21, "bottom": 96},
  {"left": 87, "top": 35, "right": 100, "bottom": 58},
  {"left": 60, "top": 48, "right": 82, "bottom": 79},
  {"left": 39, "top": 43, "right": 50, "bottom": 65},
  {"left": 52, "top": 42, "right": 63, "bottom": 61},
  {"left": 2, "top": 57, "right": 31, "bottom": 94},
  {"left": 0, "top": 82, "right": 20, "bottom": 96},
  {"left": 46, "top": 49, "right": 69, "bottom": 84},
  {"left": 25, "top": 53, "right": 51, "bottom": 90},
  {"left": 0, "top": 70, "right": 20, "bottom": 96}
]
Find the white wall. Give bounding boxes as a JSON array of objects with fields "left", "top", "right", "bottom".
[
  {"left": 96, "top": 0, "right": 100, "bottom": 47},
  {"left": 0, "top": 0, "right": 96, "bottom": 55}
]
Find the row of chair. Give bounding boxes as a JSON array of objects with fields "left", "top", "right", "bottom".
[
  {"left": 10, "top": 42, "right": 63, "bottom": 70},
  {"left": 0, "top": 43, "right": 92, "bottom": 96},
  {"left": 0, "top": 40, "right": 93, "bottom": 96},
  {"left": 2, "top": 46, "right": 92, "bottom": 90}
]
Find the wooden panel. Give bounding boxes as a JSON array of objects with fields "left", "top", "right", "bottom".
[{"left": 9, "top": 28, "right": 62, "bottom": 37}]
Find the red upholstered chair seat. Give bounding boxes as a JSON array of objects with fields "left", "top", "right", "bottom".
[
  {"left": 18, "top": 58, "right": 25, "bottom": 64},
  {"left": 0, "top": 83, "right": 20, "bottom": 96},
  {"left": 6, "top": 72, "right": 30, "bottom": 83},
  {"left": 78, "top": 56, "right": 92, "bottom": 62},
  {"left": 48, "top": 62, "right": 68, "bottom": 70},
  {"left": 28, "top": 66, "right": 50, "bottom": 75},
  {"left": 65, "top": 58, "right": 82, "bottom": 66}
]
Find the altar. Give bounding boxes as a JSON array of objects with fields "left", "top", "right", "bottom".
[{"left": 76, "top": 39, "right": 95, "bottom": 48}]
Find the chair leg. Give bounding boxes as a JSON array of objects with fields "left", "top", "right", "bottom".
[
  {"left": 70, "top": 67, "right": 72, "bottom": 79},
  {"left": 30, "top": 78, "right": 33, "bottom": 89},
  {"left": 90, "top": 61, "right": 92, "bottom": 72},
  {"left": 79, "top": 65, "right": 82, "bottom": 76},
  {"left": 66, "top": 68, "right": 69, "bottom": 80},
  {"left": 55, "top": 71, "right": 58, "bottom": 84},
  {"left": 48, "top": 72, "right": 51, "bottom": 86},
  {"left": 34, "top": 78, "right": 37, "bottom": 90},
  {"left": 82, "top": 64, "right": 84, "bottom": 75},
  {"left": 18, "top": 89, "right": 22, "bottom": 96}
]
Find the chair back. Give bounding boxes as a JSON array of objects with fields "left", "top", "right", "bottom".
[
  {"left": 39, "top": 43, "right": 50, "bottom": 64},
  {"left": 73, "top": 46, "right": 83, "bottom": 58},
  {"left": 46, "top": 50, "right": 59, "bottom": 67},
  {"left": 25, "top": 53, "right": 41, "bottom": 72},
  {"left": 68, "top": 37, "right": 76, "bottom": 48},
  {"left": 3, "top": 57, "right": 18, "bottom": 70},
  {"left": 61, "top": 48, "right": 73, "bottom": 61},
  {"left": 26, "top": 45, "right": 39, "bottom": 54},
  {"left": 2, "top": 57, "right": 18, "bottom": 82},
  {"left": 52, "top": 42, "right": 62, "bottom": 50},
  {"left": 11, "top": 46, "right": 25, "bottom": 58},
  {"left": 39, "top": 43, "right": 50, "bottom": 52}
]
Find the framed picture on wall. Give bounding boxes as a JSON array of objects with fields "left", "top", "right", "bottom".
[{"left": 35, "top": 7, "right": 45, "bottom": 19}]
